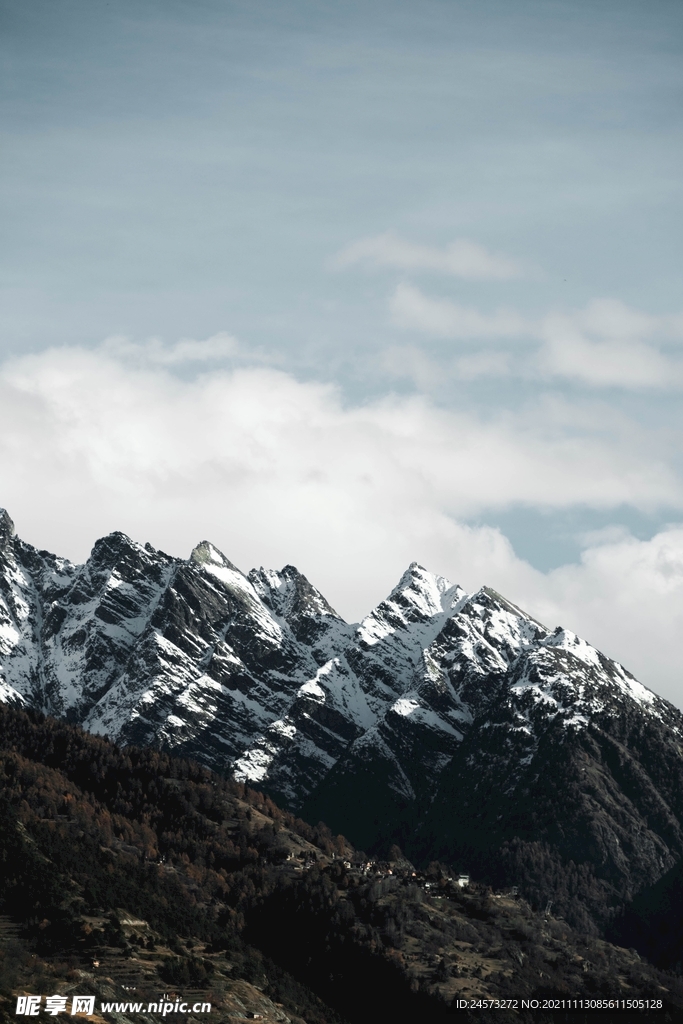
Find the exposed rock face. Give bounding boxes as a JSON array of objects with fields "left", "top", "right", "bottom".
[{"left": 2, "top": 508, "right": 683, "bottom": 927}]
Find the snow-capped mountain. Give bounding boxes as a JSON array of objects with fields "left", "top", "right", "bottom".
[{"left": 2, "top": 507, "right": 683, "bottom": 926}]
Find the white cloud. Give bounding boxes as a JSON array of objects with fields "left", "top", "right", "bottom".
[
  {"left": 332, "top": 233, "right": 522, "bottom": 280},
  {"left": 2, "top": 341, "right": 683, "bottom": 704},
  {"left": 390, "top": 286, "right": 683, "bottom": 388},
  {"left": 537, "top": 304, "right": 682, "bottom": 387},
  {"left": 574, "top": 298, "right": 660, "bottom": 340},
  {"left": 390, "top": 282, "right": 529, "bottom": 338}
]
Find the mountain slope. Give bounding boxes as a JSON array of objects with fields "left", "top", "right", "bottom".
[
  {"left": 2, "top": 705, "right": 682, "bottom": 1021},
  {"left": 2, "top": 508, "right": 683, "bottom": 930}
]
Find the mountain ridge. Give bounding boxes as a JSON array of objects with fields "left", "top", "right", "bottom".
[{"left": 2, "top": 507, "right": 683, "bottom": 930}]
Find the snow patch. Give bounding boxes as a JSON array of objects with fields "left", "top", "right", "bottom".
[
  {"left": 392, "top": 697, "right": 420, "bottom": 717},
  {"left": 233, "top": 745, "right": 276, "bottom": 783},
  {"left": 299, "top": 679, "right": 326, "bottom": 700},
  {"left": 271, "top": 719, "right": 297, "bottom": 739}
]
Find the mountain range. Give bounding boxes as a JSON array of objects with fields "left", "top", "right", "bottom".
[{"left": 2, "top": 507, "right": 683, "bottom": 930}]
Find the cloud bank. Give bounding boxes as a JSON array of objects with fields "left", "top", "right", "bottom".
[{"left": 1, "top": 339, "right": 683, "bottom": 705}]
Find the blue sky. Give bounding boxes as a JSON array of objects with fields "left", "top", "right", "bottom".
[
  {"left": 4, "top": 0, "right": 683, "bottom": 352},
  {"left": 2, "top": 0, "right": 683, "bottom": 700}
]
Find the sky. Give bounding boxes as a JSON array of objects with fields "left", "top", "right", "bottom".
[{"left": 2, "top": 0, "right": 683, "bottom": 703}]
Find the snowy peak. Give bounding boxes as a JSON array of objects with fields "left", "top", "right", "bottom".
[
  {"left": 248, "top": 564, "right": 353, "bottom": 664},
  {"left": 356, "top": 563, "right": 465, "bottom": 653},
  {"left": 249, "top": 564, "right": 343, "bottom": 624},
  {"left": 191, "top": 540, "right": 241, "bottom": 573},
  {"left": 384, "top": 561, "right": 464, "bottom": 621},
  {"left": 89, "top": 530, "right": 147, "bottom": 566},
  {"left": 189, "top": 541, "right": 264, "bottom": 603},
  {"left": 506, "top": 626, "right": 667, "bottom": 728},
  {"left": 455, "top": 586, "right": 549, "bottom": 665}
]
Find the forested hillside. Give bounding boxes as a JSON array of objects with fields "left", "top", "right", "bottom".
[{"left": 1, "top": 706, "right": 682, "bottom": 1023}]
